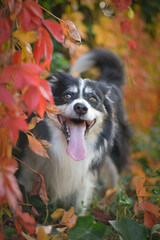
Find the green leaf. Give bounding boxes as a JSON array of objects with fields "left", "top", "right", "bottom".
[
  {"left": 109, "top": 217, "right": 148, "bottom": 240},
  {"left": 151, "top": 224, "right": 160, "bottom": 239},
  {"left": 67, "top": 216, "right": 94, "bottom": 239},
  {"left": 67, "top": 215, "right": 109, "bottom": 240},
  {"left": 4, "top": 227, "right": 17, "bottom": 239}
]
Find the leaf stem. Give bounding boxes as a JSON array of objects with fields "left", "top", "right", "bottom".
[{"left": 40, "top": 5, "right": 61, "bottom": 22}]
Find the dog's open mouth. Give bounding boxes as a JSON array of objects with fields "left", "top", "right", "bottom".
[{"left": 57, "top": 114, "right": 96, "bottom": 161}]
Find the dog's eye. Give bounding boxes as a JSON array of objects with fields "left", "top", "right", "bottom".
[
  {"left": 64, "top": 93, "right": 72, "bottom": 99},
  {"left": 89, "top": 97, "right": 97, "bottom": 102}
]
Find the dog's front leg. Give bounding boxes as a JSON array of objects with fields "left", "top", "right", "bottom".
[{"left": 74, "top": 171, "right": 96, "bottom": 215}]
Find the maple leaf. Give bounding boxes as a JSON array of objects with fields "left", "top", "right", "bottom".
[
  {"left": 14, "top": 206, "right": 36, "bottom": 235},
  {"left": 42, "top": 19, "right": 64, "bottom": 43},
  {"left": 0, "top": 157, "right": 23, "bottom": 209},
  {"left": 30, "top": 173, "right": 49, "bottom": 206}
]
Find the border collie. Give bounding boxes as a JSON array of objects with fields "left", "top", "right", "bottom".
[{"left": 16, "top": 48, "right": 131, "bottom": 213}]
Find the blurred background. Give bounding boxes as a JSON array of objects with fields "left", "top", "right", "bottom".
[{"left": 39, "top": 0, "right": 160, "bottom": 171}]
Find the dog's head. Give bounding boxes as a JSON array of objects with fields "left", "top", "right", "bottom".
[{"left": 48, "top": 72, "right": 115, "bottom": 161}]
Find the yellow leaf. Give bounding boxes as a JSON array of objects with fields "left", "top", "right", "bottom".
[
  {"left": 36, "top": 226, "right": 48, "bottom": 240},
  {"left": 13, "top": 30, "right": 37, "bottom": 44},
  {"left": 51, "top": 208, "right": 64, "bottom": 220}
]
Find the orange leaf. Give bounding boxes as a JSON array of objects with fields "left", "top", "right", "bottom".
[
  {"left": 27, "top": 133, "right": 50, "bottom": 159},
  {"left": 60, "top": 20, "right": 81, "bottom": 44},
  {"left": 61, "top": 206, "right": 77, "bottom": 228},
  {"left": 141, "top": 201, "right": 160, "bottom": 218},
  {"left": 144, "top": 211, "right": 157, "bottom": 229},
  {"left": 133, "top": 176, "right": 147, "bottom": 204},
  {"left": 46, "top": 102, "right": 60, "bottom": 114}
]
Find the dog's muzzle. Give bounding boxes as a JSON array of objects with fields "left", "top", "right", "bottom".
[{"left": 57, "top": 113, "right": 96, "bottom": 161}]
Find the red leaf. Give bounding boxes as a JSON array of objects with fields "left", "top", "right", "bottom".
[
  {"left": 30, "top": 173, "right": 49, "bottom": 206},
  {"left": 12, "top": 51, "right": 22, "bottom": 64},
  {"left": 36, "top": 95, "right": 47, "bottom": 118},
  {"left": 0, "top": 115, "right": 28, "bottom": 143},
  {"left": 128, "top": 40, "right": 136, "bottom": 49},
  {"left": 33, "top": 26, "right": 53, "bottom": 69},
  {"left": 17, "top": 0, "right": 42, "bottom": 31},
  {"left": 33, "top": 26, "right": 45, "bottom": 64},
  {"left": 31, "top": 206, "right": 40, "bottom": 216},
  {"left": 39, "top": 79, "right": 53, "bottom": 102},
  {"left": 120, "top": 18, "right": 131, "bottom": 33},
  {"left": 0, "top": 63, "right": 43, "bottom": 89},
  {"left": 112, "top": 0, "right": 132, "bottom": 12},
  {"left": 42, "top": 26, "right": 53, "bottom": 69},
  {"left": 42, "top": 19, "right": 64, "bottom": 43},
  {"left": 27, "top": 133, "right": 50, "bottom": 159},
  {"left": 144, "top": 211, "right": 158, "bottom": 229},
  {"left": 0, "top": 13, "right": 12, "bottom": 47},
  {"left": 24, "top": 0, "right": 43, "bottom": 20},
  {"left": 0, "top": 157, "right": 23, "bottom": 209},
  {"left": 0, "top": 86, "right": 13, "bottom": 107},
  {"left": 17, "top": 7, "right": 31, "bottom": 31},
  {"left": 0, "top": 230, "right": 4, "bottom": 240},
  {"left": 23, "top": 86, "right": 40, "bottom": 114},
  {"left": 14, "top": 206, "right": 36, "bottom": 235}
]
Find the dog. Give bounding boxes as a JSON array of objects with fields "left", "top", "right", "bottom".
[{"left": 15, "top": 48, "right": 131, "bottom": 213}]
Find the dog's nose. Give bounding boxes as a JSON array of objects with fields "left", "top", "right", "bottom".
[{"left": 74, "top": 103, "right": 88, "bottom": 115}]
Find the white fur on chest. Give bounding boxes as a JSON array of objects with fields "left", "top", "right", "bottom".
[{"left": 46, "top": 120, "right": 96, "bottom": 202}]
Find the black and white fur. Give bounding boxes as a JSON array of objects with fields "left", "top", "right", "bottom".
[{"left": 16, "top": 48, "right": 131, "bottom": 213}]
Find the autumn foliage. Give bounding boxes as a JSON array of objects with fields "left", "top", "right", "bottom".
[{"left": 0, "top": 0, "right": 160, "bottom": 239}]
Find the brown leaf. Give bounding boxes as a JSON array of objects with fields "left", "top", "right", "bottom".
[
  {"left": 30, "top": 173, "right": 49, "bottom": 206},
  {"left": 60, "top": 20, "right": 81, "bottom": 44}
]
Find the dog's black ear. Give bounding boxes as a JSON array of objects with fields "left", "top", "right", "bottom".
[{"left": 47, "top": 75, "right": 59, "bottom": 86}]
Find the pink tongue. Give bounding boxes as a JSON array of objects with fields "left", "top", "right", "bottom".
[{"left": 66, "top": 121, "right": 86, "bottom": 161}]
